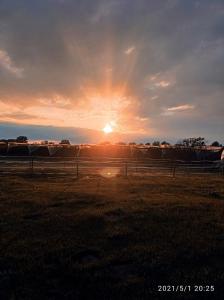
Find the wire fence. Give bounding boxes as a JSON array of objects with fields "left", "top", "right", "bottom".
[{"left": 0, "top": 156, "right": 223, "bottom": 177}]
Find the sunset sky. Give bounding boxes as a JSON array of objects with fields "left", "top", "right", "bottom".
[{"left": 0, "top": 0, "right": 224, "bottom": 143}]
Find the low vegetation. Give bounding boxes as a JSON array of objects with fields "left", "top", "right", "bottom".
[{"left": 1, "top": 174, "right": 224, "bottom": 299}]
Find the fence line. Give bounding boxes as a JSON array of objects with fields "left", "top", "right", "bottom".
[{"left": 0, "top": 156, "right": 223, "bottom": 177}]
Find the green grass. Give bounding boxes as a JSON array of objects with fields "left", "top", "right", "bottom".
[{"left": 0, "top": 174, "right": 224, "bottom": 299}]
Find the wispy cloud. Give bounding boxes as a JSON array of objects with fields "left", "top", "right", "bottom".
[
  {"left": 167, "top": 104, "right": 195, "bottom": 112},
  {"left": 38, "top": 95, "right": 71, "bottom": 107},
  {"left": 0, "top": 49, "right": 24, "bottom": 78},
  {"left": 144, "top": 72, "right": 175, "bottom": 90},
  {"left": 161, "top": 104, "right": 195, "bottom": 116},
  {"left": 124, "top": 46, "right": 135, "bottom": 55},
  {"left": 151, "top": 95, "right": 159, "bottom": 100},
  {"left": 155, "top": 81, "right": 170, "bottom": 88}
]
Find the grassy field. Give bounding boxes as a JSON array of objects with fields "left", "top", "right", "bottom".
[{"left": 1, "top": 173, "right": 224, "bottom": 299}]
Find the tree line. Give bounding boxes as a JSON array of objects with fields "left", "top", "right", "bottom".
[{"left": 0, "top": 136, "right": 223, "bottom": 148}]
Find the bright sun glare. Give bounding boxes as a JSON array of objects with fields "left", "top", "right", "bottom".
[{"left": 103, "top": 123, "right": 113, "bottom": 134}]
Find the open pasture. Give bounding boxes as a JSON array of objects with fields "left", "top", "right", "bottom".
[{"left": 1, "top": 173, "right": 224, "bottom": 299}]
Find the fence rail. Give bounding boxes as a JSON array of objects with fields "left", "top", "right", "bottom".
[{"left": 0, "top": 156, "right": 223, "bottom": 177}]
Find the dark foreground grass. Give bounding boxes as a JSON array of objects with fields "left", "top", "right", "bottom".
[{"left": 0, "top": 173, "right": 224, "bottom": 299}]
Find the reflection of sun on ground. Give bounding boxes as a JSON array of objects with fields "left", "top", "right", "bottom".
[{"left": 99, "top": 167, "right": 120, "bottom": 178}]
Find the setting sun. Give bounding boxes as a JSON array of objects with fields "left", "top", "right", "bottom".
[{"left": 103, "top": 123, "right": 113, "bottom": 134}]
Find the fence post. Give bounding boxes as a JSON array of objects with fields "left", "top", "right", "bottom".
[
  {"left": 30, "top": 157, "right": 34, "bottom": 174},
  {"left": 172, "top": 164, "right": 176, "bottom": 178},
  {"left": 124, "top": 161, "right": 128, "bottom": 177},
  {"left": 76, "top": 160, "right": 79, "bottom": 178}
]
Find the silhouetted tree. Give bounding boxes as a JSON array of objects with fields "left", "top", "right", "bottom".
[
  {"left": 152, "top": 141, "right": 160, "bottom": 146},
  {"left": 211, "top": 141, "right": 222, "bottom": 147},
  {"left": 60, "top": 139, "right": 71, "bottom": 145},
  {"left": 129, "top": 142, "right": 136, "bottom": 146},
  {"left": 145, "top": 142, "right": 151, "bottom": 146},
  {"left": 161, "top": 141, "right": 170, "bottom": 146},
  {"left": 16, "top": 136, "right": 28, "bottom": 143},
  {"left": 179, "top": 137, "right": 206, "bottom": 148}
]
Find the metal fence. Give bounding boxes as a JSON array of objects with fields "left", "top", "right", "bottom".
[{"left": 0, "top": 156, "right": 223, "bottom": 177}]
